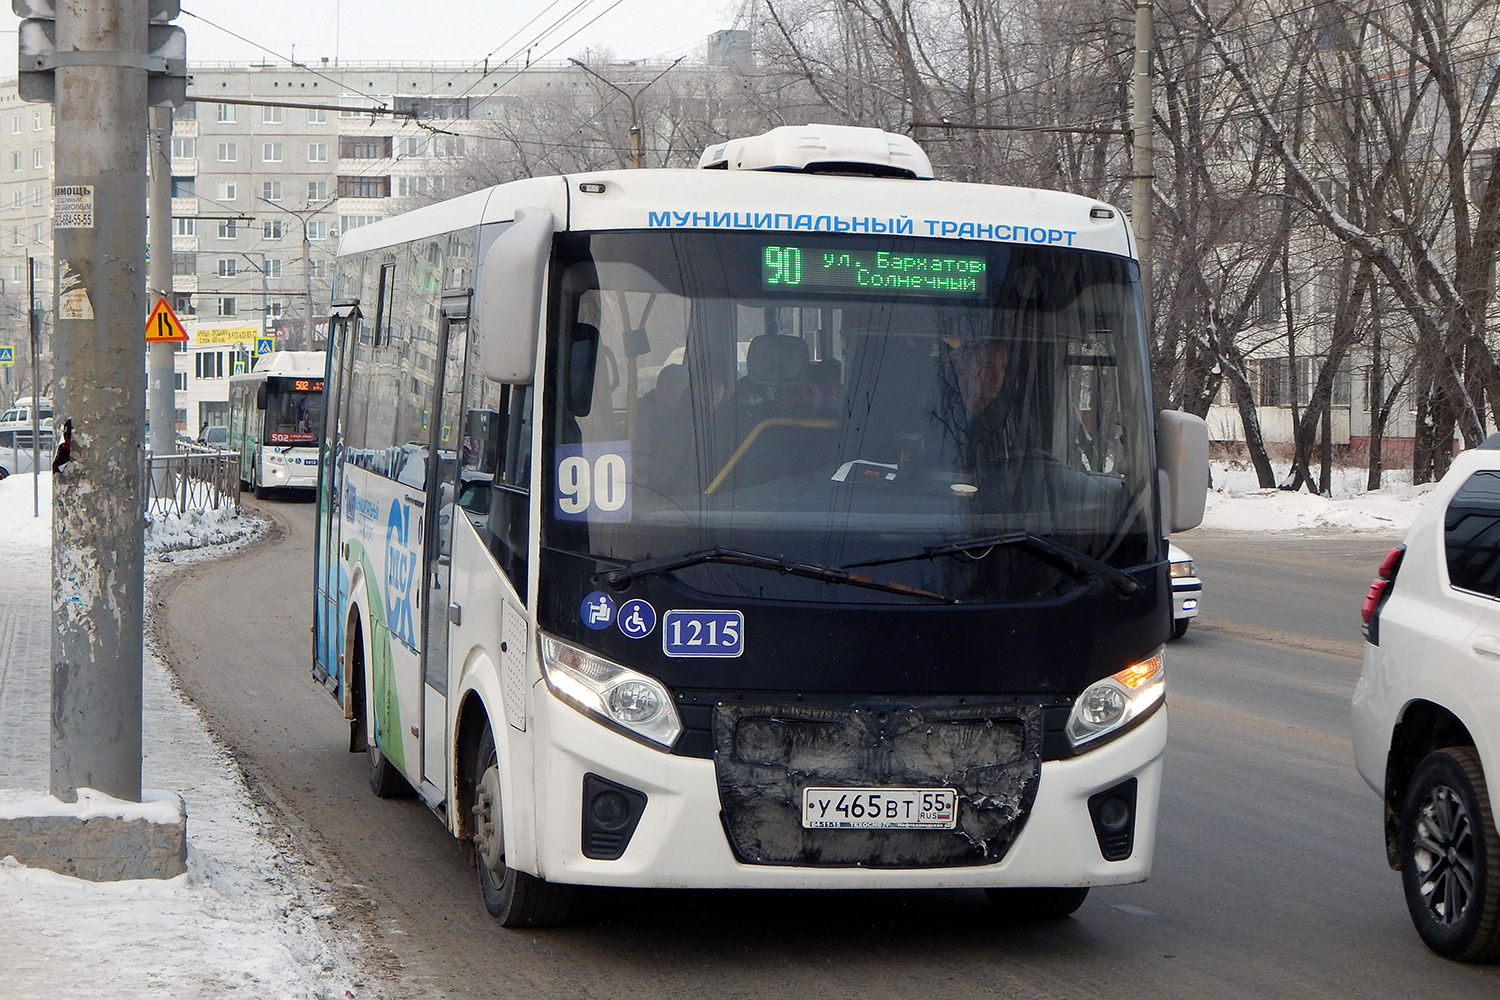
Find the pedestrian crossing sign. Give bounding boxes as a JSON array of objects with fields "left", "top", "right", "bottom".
[
  {"left": 233, "top": 359, "right": 246, "bottom": 374},
  {"left": 0, "top": 346, "right": 13, "bottom": 365},
  {"left": 256, "top": 337, "right": 274, "bottom": 356}
]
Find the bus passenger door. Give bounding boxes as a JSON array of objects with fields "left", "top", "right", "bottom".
[
  {"left": 419, "top": 292, "right": 472, "bottom": 798},
  {"left": 315, "top": 303, "right": 359, "bottom": 699}
]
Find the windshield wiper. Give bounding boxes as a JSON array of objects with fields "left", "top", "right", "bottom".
[
  {"left": 841, "top": 531, "right": 1143, "bottom": 597},
  {"left": 595, "top": 546, "right": 958, "bottom": 603}
]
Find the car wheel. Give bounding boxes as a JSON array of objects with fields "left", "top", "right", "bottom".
[
  {"left": 1399, "top": 747, "right": 1500, "bottom": 961},
  {"left": 0, "top": 465, "right": 9, "bottom": 480},
  {"left": 985, "top": 886, "right": 1089, "bottom": 919},
  {"left": 1171, "top": 616, "right": 1189, "bottom": 640},
  {"left": 472, "top": 725, "right": 573, "bottom": 927}
]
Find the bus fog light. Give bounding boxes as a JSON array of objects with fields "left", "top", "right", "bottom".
[
  {"left": 1096, "top": 793, "right": 1131, "bottom": 832},
  {"left": 1066, "top": 653, "right": 1164, "bottom": 749},
  {"left": 590, "top": 789, "right": 631, "bottom": 829},
  {"left": 1088, "top": 779, "right": 1138, "bottom": 861},
  {"left": 541, "top": 635, "right": 683, "bottom": 749},
  {"left": 582, "top": 773, "right": 647, "bottom": 861}
]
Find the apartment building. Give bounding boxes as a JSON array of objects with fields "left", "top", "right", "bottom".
[{"left": 0, "top": 56, "right": 694, "bottom": 426}]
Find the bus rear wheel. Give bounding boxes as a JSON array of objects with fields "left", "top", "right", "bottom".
[
  {"left": 352, "top": 619, "right": 411, "bottom": 799},
  {"left": 985, "top": 886, "right": 1090, "bottom": 919},
  {"left": 366, "top": 738, "right": 411, "bottom": 798},
  {"left": 472, "top": 726, "right": 572, "bottom": 927}
]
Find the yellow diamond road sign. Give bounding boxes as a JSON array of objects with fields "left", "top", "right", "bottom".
[{"left": 145, "top": 296, "right": 188, "bottom": 343}]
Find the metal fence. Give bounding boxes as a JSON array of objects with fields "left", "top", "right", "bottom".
[{"left": 144, "top": 444, "right": 241, "bottom": 519}]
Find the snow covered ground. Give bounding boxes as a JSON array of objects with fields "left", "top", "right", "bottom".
[
  {"left": 0, "top": 459, "right": 1426, "bottom": 999},
  {"left": 0, "top": 474, "right": 367, "bottom": 1000},
  {"left": 1199, "top": 458, "right": 1432, "bottom": 536}
]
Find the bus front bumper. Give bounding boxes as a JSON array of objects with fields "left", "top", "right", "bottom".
[{"left": 526, "top": 686, "right": 1165, "bottom": 890}]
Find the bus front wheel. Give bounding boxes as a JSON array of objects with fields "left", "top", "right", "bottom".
[{"left": 472, "top": 725, "right": 573, "bottom": 927}]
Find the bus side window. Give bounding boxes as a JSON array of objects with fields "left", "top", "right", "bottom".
[{"left": 464, "top": 383, "right": 531, "bottom": 602}]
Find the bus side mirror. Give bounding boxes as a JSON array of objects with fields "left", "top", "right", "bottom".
[
  {"left": 478, "top": 207, "right": 556, "bottom": 384},
  {"left": 1157, "top": 409, "right": 1209, "bottom": 533},
  {"left": 256, "top": 383, "right": 268, "bottom": 410}
]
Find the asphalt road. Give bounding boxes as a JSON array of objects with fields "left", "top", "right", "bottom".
[
  {"left": 1175, "top": 531, "right": 1395, "bottom": 650},
  {"left": 157, "top": 506, "right": 1500, "bottom": 998}
]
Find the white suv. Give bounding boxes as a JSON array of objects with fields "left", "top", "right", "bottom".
[{"left": 1353, "top": 444, "right": 1500, "bottom": 961}]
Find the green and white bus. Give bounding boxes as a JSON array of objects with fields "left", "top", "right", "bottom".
[{"left": 227, "top": 350, "right": 325, "bottom": 498}]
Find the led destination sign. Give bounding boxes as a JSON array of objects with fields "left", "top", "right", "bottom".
[
  {"left": 762, "top": 244, "right": 987, "bottom": 297},
  {"left": 268, "top": 376, "right": 325, "bottom": 393}
]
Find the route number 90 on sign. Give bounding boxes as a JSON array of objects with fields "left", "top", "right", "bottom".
[{"left": 554, "top": 443, "right": 631, "bottom": 522}]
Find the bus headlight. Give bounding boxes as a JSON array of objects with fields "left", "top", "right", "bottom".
[
  {"left": 540, "top": 635, "right": 682, "bottom": 750},
  {"left": 1065, "top": 653, "right": 1164, "bottom": 750}
]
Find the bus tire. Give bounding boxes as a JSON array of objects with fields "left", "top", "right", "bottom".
[
  {"left": 472, "top": 725, "right": 572, "bottom": 927},
  {"left": 366, "top": 738, "right": 411, "bottom": 799},
  {"left": 351, "top": 618, "right": 412, "bottom": 800},
  {"left": 985, "top": 886, "right": 1089, "bottom": 919}
]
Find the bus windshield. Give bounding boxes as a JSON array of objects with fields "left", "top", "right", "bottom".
[
  {"left": 265, "top": 376, "right": 325, "bottom": 446},
  {"left": 544, "top": 230, "right": 1158, "bottom": 605}
]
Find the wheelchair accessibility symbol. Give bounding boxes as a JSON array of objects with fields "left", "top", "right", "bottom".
[{"left": 617, "top": 599, "right": 656, "bottom": 639}]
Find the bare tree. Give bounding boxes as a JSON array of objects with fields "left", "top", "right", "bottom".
[{"left": 1189, "top": 0, "right": 1500, "bottom": 482}]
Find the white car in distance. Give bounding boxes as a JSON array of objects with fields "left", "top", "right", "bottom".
[{"left": 1169, "top": 542, "right": 1200, "bottom": 639}]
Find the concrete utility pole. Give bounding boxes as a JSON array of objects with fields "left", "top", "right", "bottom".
[
  {"left": 148, "top": 105, "right": 175, "bottom": 463},
  {"left": 258, "top": 195, "right": 332, "bottom": 350},
  {"left": 1131, "top": 0, "right": 1155, "bottom": 321},
  {"left": 50, "top": 0, "right": 149, "bottom": 803},
  {"left": 301, "top": 226, "right": 314, "bottom": 349}
]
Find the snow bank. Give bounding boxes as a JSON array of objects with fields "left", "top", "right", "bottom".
[
  {"left": 1196, "top": 460, "right": 1430, "bottom": 535},
  {"left": 0, "top": 471, "right": 361, "bottom": 1000}
]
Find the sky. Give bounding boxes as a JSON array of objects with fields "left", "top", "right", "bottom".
[
  {"left": 0, "top": 460, "right": 1427, "bottom": 998},
  {"left": 4, "top": 0, "right": 744, "bottom": 69}
]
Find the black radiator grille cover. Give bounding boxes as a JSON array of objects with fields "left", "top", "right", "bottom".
[{"left": 712, "top": 701, "right": 1042, "bottom": 867}]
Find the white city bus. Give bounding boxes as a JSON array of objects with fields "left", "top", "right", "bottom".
[
  {"left": 312, "top": 125, "right": 1208, "bottom": 927},
  {"left": 227, "top": 350, "right": 326, "bottom": 498}
]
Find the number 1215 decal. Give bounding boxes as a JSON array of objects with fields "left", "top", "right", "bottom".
[{"left": 662, "top": 610, "right": 744, "bottom": 658}]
